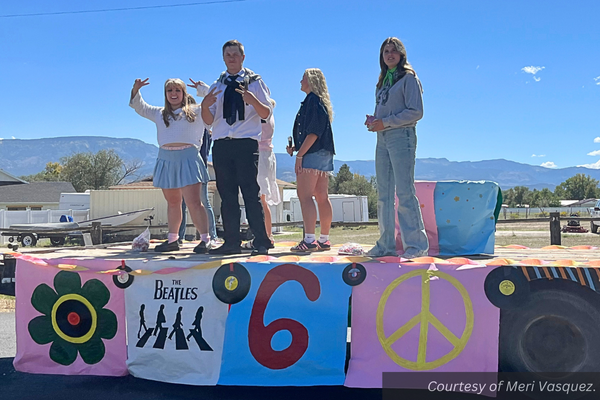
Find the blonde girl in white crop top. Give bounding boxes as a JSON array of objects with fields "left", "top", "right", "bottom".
[{"left": 130, "top": 78, "right": 217, "bottom": 254}]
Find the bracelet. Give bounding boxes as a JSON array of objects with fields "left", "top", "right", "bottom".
[{"left": 296, "top": 155, "right": 303, "bottom": 159}]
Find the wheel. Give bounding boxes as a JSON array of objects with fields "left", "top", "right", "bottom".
[
  {"left": 21, "top": 234, "right": 37, "bottom": 247},
  {"left": 50, "top": 236, "right": 66, "bottom": 246},
  {"left": 500, "top": 289, "right": 600, "bottom": 374},
  {"left": 591, "top": 222, "right": 598, "bottom": 234},
  {"left": 8, "top": 237, "right": 14, "bottom": 243}
]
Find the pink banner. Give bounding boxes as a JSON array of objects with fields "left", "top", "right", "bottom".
[
  {"left": 396, "top": 181, "right": 439, "bottom": 255},
  {"left": 13, "top": 259, "right": 128, "bottom": 376},
  {"left": 345, "top": 262, "right": 499, "bottom": 388}
]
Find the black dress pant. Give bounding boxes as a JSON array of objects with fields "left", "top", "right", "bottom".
[{"left": 212, "top": 138, "right": 270, "bottom": 248}]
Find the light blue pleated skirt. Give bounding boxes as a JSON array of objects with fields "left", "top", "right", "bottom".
[{"left": 153, "top": 146, "right": 209, "bottom": 189}]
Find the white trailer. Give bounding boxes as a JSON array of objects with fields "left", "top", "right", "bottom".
[{"left": 289, "top": 194, "right": 368, "bottom": 223}]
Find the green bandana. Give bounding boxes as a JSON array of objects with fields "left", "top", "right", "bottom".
[{"left": 383, "top": 67, "right": 397, "bottom": 87}]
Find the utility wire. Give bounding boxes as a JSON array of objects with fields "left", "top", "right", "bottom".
[{"left": 0, "top": 0, "right": 246, "bottom": 18}]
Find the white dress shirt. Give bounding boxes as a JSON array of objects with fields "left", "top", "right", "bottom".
[{"left": 207, "top": 69, "right": 273, "bottom": 141}]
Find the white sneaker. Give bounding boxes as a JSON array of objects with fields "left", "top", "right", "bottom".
[
  {"left": 207, "top": 240, "right": 219, "bottom": 250},
  {"left": 401, "top": 250, "right": 428, "bottom": 259}
]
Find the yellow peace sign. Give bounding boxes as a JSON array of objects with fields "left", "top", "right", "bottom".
[{"left": 376, "top": 269, "right": 474, "bottom": 370}]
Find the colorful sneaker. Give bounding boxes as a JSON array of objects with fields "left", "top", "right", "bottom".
[
  {"left": 290, "top": 240, "right": 319, "bottom": 252},
  {"left": 317, "top": 240, "right": 331, "bottom": 251}
]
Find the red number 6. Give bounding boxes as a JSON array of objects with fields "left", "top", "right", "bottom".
[{"left": 248, "top": 264, "right": 321, "bottom": 369}]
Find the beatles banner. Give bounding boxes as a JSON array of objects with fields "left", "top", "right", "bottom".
[
  {"left": 13, "top": 256, "right": 501, "bottom": 389},
  {"left": 125, "top": 267, "right": 228, "bottom": 385}
]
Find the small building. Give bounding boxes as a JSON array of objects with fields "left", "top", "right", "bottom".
[
  {"left": 0, "top": 169, "right": 76, "bottom": 211},
  {"left": 288, "top": 194, "right": 369, "bottom": 223}
]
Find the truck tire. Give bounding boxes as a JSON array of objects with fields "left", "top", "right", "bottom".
[
  {"left": 50, "top": 236, "right": 66, "bottom": 246},
  {"left": 21, "top": 234, "right": 37, "bottom": 247},
  {"left": 499, "top": 288, "right": 600, "bottom": 374},
  {"left": 591, "top": 222, "right": 598, "bottom": 234}
]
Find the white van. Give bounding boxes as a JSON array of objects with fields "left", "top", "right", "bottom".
[{"left": 590, "top": 199, "right": 600, "bottom": 233}]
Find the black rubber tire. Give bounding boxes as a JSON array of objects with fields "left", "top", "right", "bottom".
[
  {"left": 500, "top": 289, "right": 600, "bottom": 374},
  {"left": 50, "top": 236, "right": 66, "bottom": 246},
  {"left": 591, "top": 222, "right": 598, "bottom": 234},
  {"left": 21, "top": 234, "right": 37, "bottom": 247}
]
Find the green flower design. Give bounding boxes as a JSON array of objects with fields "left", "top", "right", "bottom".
[{"left": 28, "top": 271, "right": 117, "bottom": 366}]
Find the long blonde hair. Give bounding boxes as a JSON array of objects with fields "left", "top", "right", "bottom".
[
  {"left": 162, "top": 79, "right": 196, "bottom": 127},
  {"left": 305, "top": 68, "right": 334, "bottom": 122},
  {"left": 376, "top": 37, "right": 417, "bottom": 90}
]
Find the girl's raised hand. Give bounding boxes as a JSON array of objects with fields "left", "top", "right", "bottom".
[{"left": 133, "top": 78, "right": 150, "bottom": 91}]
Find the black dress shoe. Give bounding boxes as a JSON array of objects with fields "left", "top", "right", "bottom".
[
  {"left": 208, "top": 245, "right": 242, "bottom": 255},
  {"left": 154, "top": 240, "right": 179, "bottom": 252},
  {"left": 251, "top": 246, "right": 268, "bottom": 256},
  {"left": 193, "top": 241, "right": 207, "bottom": 254}
]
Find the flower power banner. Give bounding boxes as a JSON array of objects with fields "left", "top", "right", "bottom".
[
  {"left": 345, "top": 262, "right": 499, "bottom": 388},
  {"left": 125, "top": 265, "right": 227, "bottom": 385},
  {"left": 13, "top": 258, "right": 127, "bottom": 376},
  {"left": 218, "top": 262, "right": 352, "bottom": 386}
]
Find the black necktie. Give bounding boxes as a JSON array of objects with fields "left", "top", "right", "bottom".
[{"left": 223, "top": 75, "right": 245, "bottom": 125}]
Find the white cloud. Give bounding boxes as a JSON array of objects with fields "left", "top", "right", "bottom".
[
  {"left": 476, "top": 65, "right": 480, "bottom": 70},
  {"left": 588, "top": 150, "right": 600, "bottom": 156},
  {"left": 594, "top": 137, "right": 600, "bottom": 143},
  {"left": 531, "top": 154, "right": 546, "bottom": 157},
  {"left": 11, "top": 136, "right": 15, "bottom": 139},
  {"left": 595, "top": 76, "right": 600, "bottom": 85},
  {"left": 533, "top": 76, "right": 541, "bottom": 82},
  {"left": 522, "top": 66, "right": 545, "bottom": 75},
  {"left": 540, "top": 161, "right": 557, "bottom": 168},
  {"left": 578, "top": 160, "right": 600, "bottom": 169}
]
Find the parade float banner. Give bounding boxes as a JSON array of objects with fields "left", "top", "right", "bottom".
[
  {"left": 398, "top": 181, "right": 500, "bottom": 256},
  {"left": 218, "top": 262, "right": 353, "bottom": 386},
  {"left": 125, "top": 266, "right": 228, "bottom": 385},
  {"left": 13, "top": 258, "right": 127, "bottom": 376},
  {"left": 345, "top": 262, "right": 499, "bottom": 388}
]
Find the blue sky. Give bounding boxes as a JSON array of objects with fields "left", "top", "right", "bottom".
[{"left": 1, "top": 0, "right": 599, "bottom": 169}]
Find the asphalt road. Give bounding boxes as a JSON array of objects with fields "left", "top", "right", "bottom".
[
  {"left": 0, "top": 311, "right": 16, "bottom": 358},
  {"left": 0, "top": 310, "right": 383, "bottom": 400}
]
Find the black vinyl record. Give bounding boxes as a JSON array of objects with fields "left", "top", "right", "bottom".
[
  {"left": 113, "top": 263, "right": 134, "bottom": 289},
  {"left": 342, "top": 263, "right": 367, "bottom": 286},
  {"left": 212, "top": 263, "right": 251, "bottom": 304},
  {"left": 484, "top": 266, "right": 530, "bottom": 309}
]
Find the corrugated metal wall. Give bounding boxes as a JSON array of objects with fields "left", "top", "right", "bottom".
[{"left": 90, "top": 189, "right": 167, "bottom": 226}]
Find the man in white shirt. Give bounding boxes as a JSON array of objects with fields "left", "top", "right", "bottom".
[{"left": 201, "top": 39, "right": 273, "bottom": 255}]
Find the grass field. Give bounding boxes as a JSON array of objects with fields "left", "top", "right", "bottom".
[{"left": 0, "top": 294, "right": 15, "bottom": 312}]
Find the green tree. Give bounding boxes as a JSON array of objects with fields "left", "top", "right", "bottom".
[
  {"left": 554, "top": 174, "right": 600, "bottom": 200},
  {"left": 60, "top": 149, "right": 141, "bottom": 192},
  {"left": 530, "top": 188, "right": 560, "bottom": 208},
  {"left": 20, "top": 161, "right": 63, "bottom": 182},
  {"left": 331, "top": 164, "right": 353, "bottom": 193},
  {"left": 502, "top": 188, "right": 516, "bottom": 207},
  {"left": 513, "top": 186, "right": 531, "bottom": 206}
]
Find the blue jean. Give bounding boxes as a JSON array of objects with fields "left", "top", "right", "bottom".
[
  {"left": 372, "top": 126, "right": 428, "bottom": 255},
  {"left": 178, "top": 182, "right": 217, "bottom": 240}
]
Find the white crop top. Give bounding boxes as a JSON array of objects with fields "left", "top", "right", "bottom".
[{"left": 130, "top": 92, "right": 207, "bottom": 147}]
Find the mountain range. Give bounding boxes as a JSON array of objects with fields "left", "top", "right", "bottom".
[{"left": 1, "top": 136, "right": 599, "bottom": 191}]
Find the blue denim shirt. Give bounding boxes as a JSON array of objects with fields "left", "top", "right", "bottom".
[{"left": 292, "top": 92, "right": 335, "bottom": 155}]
